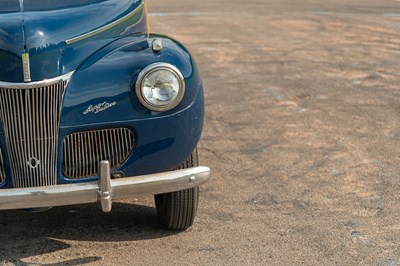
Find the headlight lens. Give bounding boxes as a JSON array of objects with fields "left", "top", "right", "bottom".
[{"left": 136, "top": 63, "right": 185, "bottom": 112}]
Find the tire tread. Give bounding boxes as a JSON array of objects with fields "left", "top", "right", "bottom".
[{"left": 154, "top": 148, "right": 200, "bottom": 230}]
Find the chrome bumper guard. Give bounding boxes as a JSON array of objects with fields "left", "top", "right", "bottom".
[{"left": 0, "top": 161, "right": 210, "bottom": 212}]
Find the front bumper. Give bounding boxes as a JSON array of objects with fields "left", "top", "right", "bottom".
[{"left": 0, "top": 161, "right": 210, "bottom": 212}]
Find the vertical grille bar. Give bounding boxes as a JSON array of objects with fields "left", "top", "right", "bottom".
[
  {"left": 0, "top": 150, "right": 5, "bottom": 184},
  {"left": 0, "top": 73, "right": 72, "bottom": 188}
]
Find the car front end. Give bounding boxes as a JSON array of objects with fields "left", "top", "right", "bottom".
[{"left": 0, "top": 0, "right": 210, "bottom": 230}]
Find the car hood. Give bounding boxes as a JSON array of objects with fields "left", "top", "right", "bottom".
[{"left": 0, "top": 0, "right": 146, "bottom": 82}]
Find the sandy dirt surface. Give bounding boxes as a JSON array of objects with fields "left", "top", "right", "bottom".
[{"left": 1, "top": 0, "right": 400, "bottom": 265}]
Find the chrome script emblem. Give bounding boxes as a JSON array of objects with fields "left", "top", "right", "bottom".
[
  {"left": 83, "top": 101, "right": 117, "bottom": 115},
  {"left": 22, "top": 53, "right": 31, "bottom": 82}
]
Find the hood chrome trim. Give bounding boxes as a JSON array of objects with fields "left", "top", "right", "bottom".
[
  {"left": 0, "top": 71, "right": 74, "bottom": 89},
  {"left": 22, "top": 53, "right": 31, "bottom": 82},
  {"left": 65, "top": 1, "right": 145, "bottom": 45}
]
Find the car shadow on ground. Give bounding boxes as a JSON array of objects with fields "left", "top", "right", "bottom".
[{"left": 0, "top": 202, "right": 179, "bottom": 265}]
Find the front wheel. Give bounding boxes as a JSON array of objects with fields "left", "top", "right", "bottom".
[{"left": 154, "top": 148, "right": 200, "bottom": 230}]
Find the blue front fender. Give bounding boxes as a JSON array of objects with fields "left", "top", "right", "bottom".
[
  {"left": 61, "top": 34, "right": 202, "bottom": 126},
  {"left": 57, "top": 34, "right": 204, "bottom": 183}
]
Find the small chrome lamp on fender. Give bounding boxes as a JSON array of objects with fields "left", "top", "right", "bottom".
[{"left": 135, "top": 63, "right": 185, "bottom": 112}]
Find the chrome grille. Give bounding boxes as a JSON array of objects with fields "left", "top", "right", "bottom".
[
  {"left": 62, "top": 128, "right": 135, "bottom": 179},
  {"left": 0, "top": 73, "right": 72, "bottom": 188}
]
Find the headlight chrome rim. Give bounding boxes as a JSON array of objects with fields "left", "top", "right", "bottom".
[{"left": 135, "top": 63, "right": 185, "bottom": 112}]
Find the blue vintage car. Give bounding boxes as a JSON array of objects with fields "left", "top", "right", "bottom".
[{"left": 0, "top": 0, "right": 210, "bottom": 230}]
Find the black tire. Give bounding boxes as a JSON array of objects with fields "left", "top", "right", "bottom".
[{"left": 154, "top": 148, "right": 200, "bottom": 230}]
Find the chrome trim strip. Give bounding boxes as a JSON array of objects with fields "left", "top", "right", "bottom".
[
  {"left": 65, "top": 1, "right": 145, "bottom": 45},
  {"left": 22, "top": 53, "right": 31, "bottom": 82},
  {"left": 0, "top": 165, "right": 211, "bottom": 211},
  {"left": 0, "top": 71, "right": 74, "bottom": 89}
]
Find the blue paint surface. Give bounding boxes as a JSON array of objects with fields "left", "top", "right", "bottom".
[{"left": 0, "top": 0, "right": 146, "bottom": 82}]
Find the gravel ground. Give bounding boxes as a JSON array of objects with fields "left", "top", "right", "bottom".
[{"left": 1, "top": 0, "right": 400, "bottom": 265}]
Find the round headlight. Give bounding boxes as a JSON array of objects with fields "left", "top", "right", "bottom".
[{"left": 135, "top": 63, "right": 185, "bottom": 112}]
